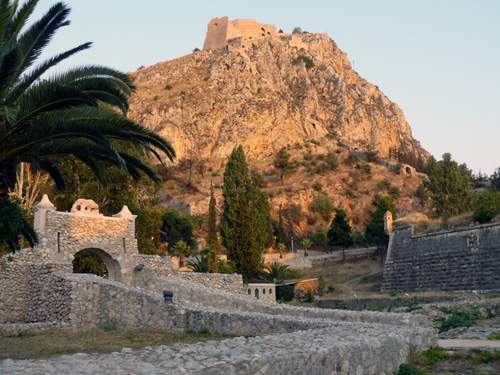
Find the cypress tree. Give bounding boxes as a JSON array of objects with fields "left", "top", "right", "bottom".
[
  {"left": 276, "top": 205, "right": 287, "bottom": 246},
  {"left": 207, "top": 186, "right": 219, "bottom": 273},
  {"left": 220, "top": 146, "right": 271, "bottom": 279},
  {"left": 327, "top": 209, "right": 353, "bottom": 249}
]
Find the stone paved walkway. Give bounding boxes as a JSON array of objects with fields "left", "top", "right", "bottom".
[{"left": 0, "top": 323, "right": 434, "bottom": 375}]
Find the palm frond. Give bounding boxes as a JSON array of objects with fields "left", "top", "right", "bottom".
[
  {"left": 6, "top": 41, "right": 92, "bottom": 103},
  {"left": 11, "top": 0, "right": 37, "bottom": 37}
]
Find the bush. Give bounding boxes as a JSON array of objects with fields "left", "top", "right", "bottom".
[
  {"left": 292, "top": 55, "right": 314, "bottom": 70},
  {"left": 164, "top": 84, "right": 173, "bottom": 90},
  {"left": 309, "top": 194, "right": 334, "bottom": 220},
  {"left": 292, "top": 26, "right": 302, "bottom": 34},
  {"left": 217, "top": 259, "right": 236, "bottom": 274},
  {"left": 472, "top": 190, "right": 500, "bottom": 223},
  {"left": 433, "top": 307, "right": 480, "bottom": 332},
  {"left": 420, "top": 347, "right": 447, "bottom": 366},
  {"left": 285, "top": 204, "right": 304, "bottom": 224},
  {"left": 396, "top": 364, "right": 429, "bottom": 375},
  {"left": 309, "top": 227, "right": 328, "bottom": 248},
  {"left": 312, "top": 181, "right": 323, "bottom": 191},
  {"left": 276, "top": 284, "right": 295, "bottom": 302}
]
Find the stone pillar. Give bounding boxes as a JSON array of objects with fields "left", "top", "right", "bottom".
[
  {"left": 34, "top": 194, "right": 56, "bottom": 238},
  {"left": 383, "top": 211, "right": 393, "bottom": 235}
]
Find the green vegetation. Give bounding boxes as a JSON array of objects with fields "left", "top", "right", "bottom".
[
  {"left": 292, "top": 26, "right": 302, "bottom": 34},
  {"left": 73, "top": 251, "right": 107, "bottom": 277},
  {"left": 312, "top": 181, "right": 323, "bottom": 191},
  {"left": 327, "top": 209, "right": 353, "bottom": 250},
  {"left": 262, "top": 262, "right": 301, "bottom": 282},
  {"left": 301, "top": 237, "right": 312, "bottom": 256},
  {"left": 275, "top": 206, "right": 287, "bottom": 246},
  {"left": 487, "top": 332, "right": 500, "bottom": 340},
  {"left": 273, "top": 148, "right": 297, "bottom": 184},
  {"left": 309, "top": 193, "right": 334, "bottom": 220},
  {"left": 0, "top": 1, "right": 174, "bottom": 251},
  {"left": 365, "top": 195, "right": 395, "bottom": 250},
  {"left": 292, "top": 55, "right": 314, "bottom": 69},
  {"left": 170, "top": 240, "right": 194, "bottom": 268},
  {"left": 472, "top": 190, "right": 500, "bottom": 223},
  {"left": 0, "top": 328, "right": 224, "bottom": 360},
  {"left": 433, "top": 307, "right": 480, "bottom": 332},
  {"left": 220, "top": 146, "right": 272, "bottom": 279},
  {"left": 186, "top": 251, "right": 209, "bottom": 272},
  {"left": 491, "top": 167, "right": 500, "bottom": 190},
  {"left": 425, "top": 153, "right": 472, "bottom": 218},
  {"left": 285, "top": 203, "right": 304, "bottom": 224},
  {"left": 397, "top": 363, "right": 429, "bottom": 375},
  {"left": 420, "top": 347, "right": 448, "bottom": 366},
  {"left": 162, "top": 209, "right": 196, "bottom": 249},
  {"left": 206, "top": 187, "right": 220, "bottom": 272}
]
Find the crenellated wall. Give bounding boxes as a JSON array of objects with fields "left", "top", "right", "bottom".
[{"left": 382, "top": 223, "right": 500, "bottom": 292}]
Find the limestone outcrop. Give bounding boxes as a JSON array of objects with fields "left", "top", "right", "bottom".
[{"left": 129, "top": 25, "right": 428, "bottom": 167}]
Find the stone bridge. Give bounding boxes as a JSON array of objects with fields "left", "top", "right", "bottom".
[{"left": 34, "top": 195, "right": 144, "bottom": 282}]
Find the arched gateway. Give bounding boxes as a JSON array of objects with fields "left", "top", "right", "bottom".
[{"left": 34, "top": 195, "right": 141, "bottom": 282}]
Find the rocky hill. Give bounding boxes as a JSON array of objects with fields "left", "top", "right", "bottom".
[{"left": 127, "top": 24, "right": 429, "bottom": 235}]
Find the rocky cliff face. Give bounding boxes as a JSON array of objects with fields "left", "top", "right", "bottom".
[{"left": 128, "top": 32, "right": 427, "bottom": 167}]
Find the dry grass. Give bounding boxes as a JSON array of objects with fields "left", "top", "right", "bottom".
[{"left": 0, "top": 327, "right": 225, "bottom": 360}]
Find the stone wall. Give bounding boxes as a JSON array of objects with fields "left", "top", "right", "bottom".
[
  {"left": 0, "top": 259, "right": 70, "bottom": 324},
  {"left": 132, "top": 269, "right": 431, "bottom": 328},
  {"left": 173, "top": 271, "right": 245, "bottom": 294},
  {"left": 383, "top": 223, "right": 500, "bottom": 292},
  {"left": 203, "top": 16, "right": 278, "bottom": 50}
]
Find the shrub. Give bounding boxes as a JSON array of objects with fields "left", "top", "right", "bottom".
[
  {"left": 472, "top": 190, "right": 500, "bottom": 223},
  {"left": 186, "top": 251, "right": 209, "bottom": 272},
  {"left": 388, "top": 185, "right": 400, "bottom": 199},
  {"left": 433, "top": 307, "right": 480, "bottom": 332},
  {"left": 292, "top": 27, "right": 302, "bottom": 34},
  {"left": 286, "top": 204, "right": 304, "bottom": 224},
  {"left": 415, "top": 184, "right": 428, "bottom": 203},
  {"left": 309, "top": 227, "right": 328, "bottom": 248},
  {"left": 397, "top": 364, "right": 418, "bottom": 375},
  {"left": 164, "top": 84, "right": 173, "bottom": 90},
  {"left": 217, "top": 259, "right": 236, "bottom": 274},
  {"left": 312, "top": 181, "right": 323, "bottom": 191},
  {"left": 376, "top": 179, "right": 391, "bottom": 191},
  {"left": 420, "top": 347, "right": 447, "bottom": 366},
  {"left": 292, "top": 55, "right": 314, "bottom": 69},
  {"left": 309, "top": 194, "right": 334, "bottom": 220},
  {"left": 277, "top": 284, "right": 295, "bottom": 302}
]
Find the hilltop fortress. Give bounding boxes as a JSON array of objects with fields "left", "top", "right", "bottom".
[{"left": 203, "top": 17, "right": 279, "bottom": 50}]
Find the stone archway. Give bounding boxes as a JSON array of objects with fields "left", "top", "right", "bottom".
[{"left": 72, "top": 248, "right": 122, "bottom": 282}]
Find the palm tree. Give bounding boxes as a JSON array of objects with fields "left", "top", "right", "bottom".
[
  {"left": 0, "top": 1, "right": 175, "bottom": 250},
  {"left": 301, "top": 238, "right": 312, "bottom": 257}
]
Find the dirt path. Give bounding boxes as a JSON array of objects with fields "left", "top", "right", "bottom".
[{"left": 439, "top": 339, "right": 500, "bottom": 350}]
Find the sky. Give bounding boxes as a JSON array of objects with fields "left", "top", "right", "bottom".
[{"left": 34, "top": 1, "right": 500, "bottom": 174}]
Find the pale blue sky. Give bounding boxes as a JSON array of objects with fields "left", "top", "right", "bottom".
[{"left": 35, "top": 1, "right": 499, "bottom": 174}]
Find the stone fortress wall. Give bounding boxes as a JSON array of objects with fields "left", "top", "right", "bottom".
[
  {"left": 1, "top": 264, "right": 436, "bottom": 374},
  {"left": 203, "top": 16, "right": 278, "bottom": 50},
  {"left": 0, "top": 195, "right": 437, "bottom": 374},
  {"left": 382, "top": 222, "right": 500, "bottom": 292}
]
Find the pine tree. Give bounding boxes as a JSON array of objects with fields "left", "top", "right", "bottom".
[
  {"left": 207, "top": 186, "right": 219, "bottom": 273},
  {"left": 220, "top": 146, "right": 271, "bottom": 279},
  {"left": 327, "top": 209, "right": 353, "bottom": 249},
  {"left": 273, "top": 148, "right": 296, "bottom": 185},
  {"left": 425, "top": 153, "right": 473, "bottom": 217}
]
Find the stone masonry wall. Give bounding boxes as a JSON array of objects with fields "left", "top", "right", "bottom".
[
  {"left": 383, "top": 223, "right": 500, "bottom": 292},
  {"left": 173, "top": 272, "right": 245, "bottom": 294}
]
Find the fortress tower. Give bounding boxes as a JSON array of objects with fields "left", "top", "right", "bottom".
[{"left": 203, "top": 16, "right": 279, "bottom": 51}]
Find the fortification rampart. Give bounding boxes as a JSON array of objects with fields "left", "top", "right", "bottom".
[
  {"left": 203, "top": 16, "right": 278, "bottom": 50},
  {"left": 382, "top": 222, "right": 500, "bottom": 292}
]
